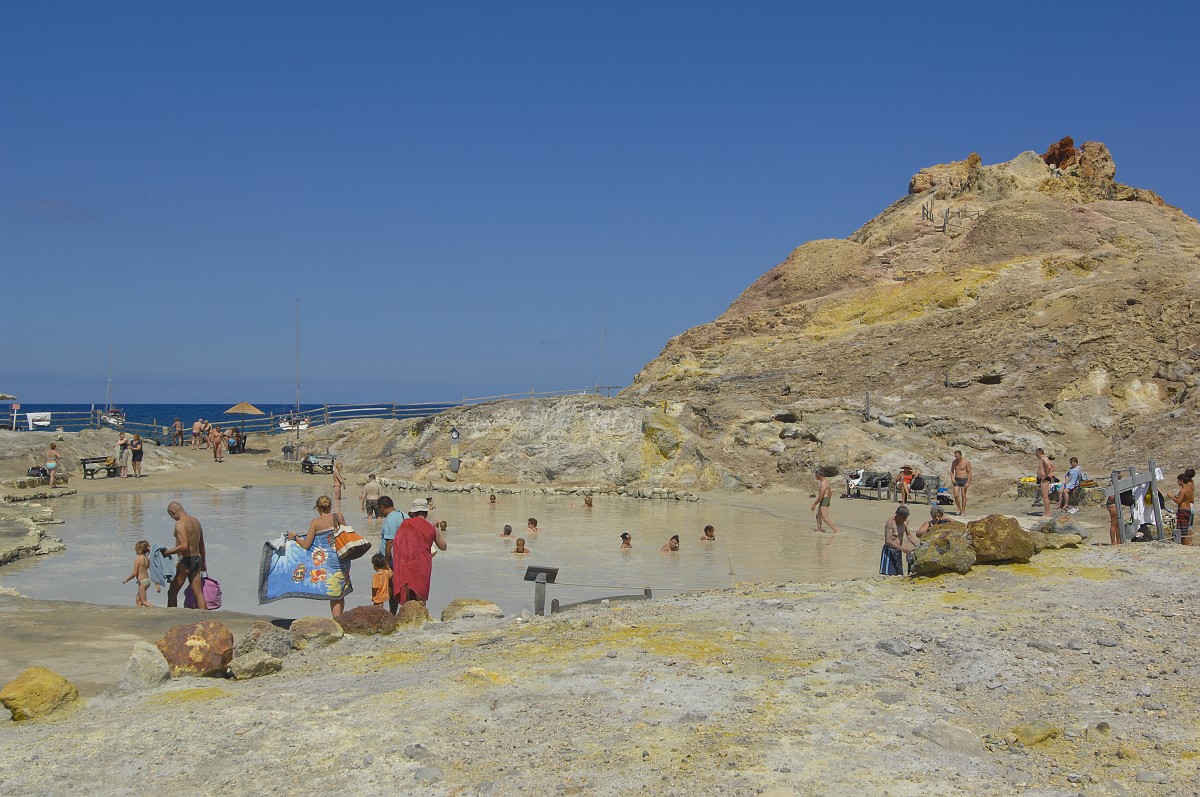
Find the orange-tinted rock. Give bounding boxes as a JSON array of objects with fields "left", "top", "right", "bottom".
[
  {"left": 336, "top": 605, "right": 399, "bottom": 636},
  {"left": 1042, "top": 136, "right": 1079, "bottom": 169},
  {"left": 156, "top": 620, "right": 234, "bottom": 677},
  {"left": 967, "top": 515, "right": 1035, "bottom": 564},
  {"left": 1078, "top": 141, "right": 1115, "bottom": 181}
]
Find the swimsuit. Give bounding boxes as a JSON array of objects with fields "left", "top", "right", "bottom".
[
  {"left": 954, "top": 477, "right": 968, "bottom": 487},
  {"left": 181, "top": 555, "right": 202, "bottom": 574},
  {"left": 138, "top": 578, "right": 150, "bottom": 587},
  {"left": 879, "top": 545, "right": 904, "bottom": 576},
  {"left": 45, "top": 462, "right": 57, "bottom": 470},
  {"left": 819, "top": 496, "right": 831, "bottom": 508},
  {"left": 1178, "top": 508, "right": 1192, "bottom": 535}
]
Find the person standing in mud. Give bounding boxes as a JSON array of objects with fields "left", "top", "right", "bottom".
[
  {"left": 949, "top": 450, "right": 972, "bottom": 516},
  {"left": 164, "top": 501, "right": 207, "bottom": 610},
  {"left": 810, "top": 467, "right": 840, "bottom": 534}
]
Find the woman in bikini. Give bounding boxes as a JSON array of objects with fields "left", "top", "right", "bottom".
[
  {"left": 332, "top": 461, "right": 346, "bottom": 510},
  {"left": 45, "top": 443, "right": 61, "bottom": 488},
  {"left": 1165, "top": 468, "right": 1195, "bottom": 545},
  {"left": 810, "top": 468, "right": 840, "bottom": 534}
]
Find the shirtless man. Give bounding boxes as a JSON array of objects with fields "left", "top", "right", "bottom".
[
  {"left": 164, "top": 501, "right": 207, "bottom": 610},
  {"left": 171, "top": 418, "right": 183, "bottom": 446},
  {"left": 191, "top": 418, "right": 203, "bottom": 449},
  {"left": 207, "top": 424, "right": 223, "bottom": 462},
  {"left": 949, "top": 450, "right": 973, "bottom": 516},
  {"left": 880, "top": 506, "right": 917, "bottom": 576},
  {"left": 360, "top": 473, "right": 382, "bottom": 521},
  {"left": 1035, "top": 448, "right": 1055, "bottom": 517}
]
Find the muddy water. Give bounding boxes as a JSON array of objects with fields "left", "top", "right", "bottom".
[{"left": 1, "top": 487, "right": 894, "bottom": 617}]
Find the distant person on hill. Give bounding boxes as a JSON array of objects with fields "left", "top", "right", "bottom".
[
  {"left": 620, "top": 532, "right": 632, "bottom": 549},
  {"left": 1165, "top": 468, "right": 1195, "bottom": 545},
  {"left": 171, "top": 418, "right": 183, "bottom": 446},
  {"left": 191, "top": 419, "right": 203, "bottom": 449},
  {"left": 501, "top": 524, "right": 513, "bottom": 538},
  {"left": 392, "top": 498, "right": 447, "bottom": 607},
  {"left": 810, "top": 467, "right": 840, "bottom": 534},
  {"left": 512, "top": 538, "right": 530, "bottom": 555},
  {"left": 115, "top": 431, "right": 130, "bottom": 478},
  {"left": 129, "top": 434, "right": 144, "bottom": 478},
  {"left": 45, "top": 443, "right": 61, "bottom": 488},
  {"left": 1058, "top": 457, "right": 1084, "bottom": 513},
  {"left": 164, "top": 501, "right": 207, "bottom": 610},
  {"left": 949, "top": 450, "right": 973, "bottom": 516},
  {"left": 880, "top": 506, "right": 916, "bottom": 576},
  {"left": 700, "top": 525, "right": 716, "bottom": 541},
  {"left": 661, "top": 535, "right": 680, "bottom": 553},
  {"left": 360, "top": 474, "right": 382, "bottom": 520},
  {"left": 1035, "top": 448, "right": 1055, "bottom": 517}
]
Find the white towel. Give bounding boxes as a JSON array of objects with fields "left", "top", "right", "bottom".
[{"left": 26, "top": 412, "right": 51, "bottom": 430}]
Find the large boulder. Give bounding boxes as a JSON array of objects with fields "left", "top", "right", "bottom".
[
  {"left": 1042, "top": 136, "right": 1079, "bottom": 170},
  {"left": 967, "top": 515, "right": 1036, "bottom": 564},
  {"left": 337, "top": 605, "right": 399, "bottom": 636},
  {"left": 440, "top": 599, "right": 505, "bottom": 622},
  {"left": 290, "top": 616, "right": 344, "bottom": 650},
  {"left": 233, "top": 620, "right": 294, "bottom": 659},
  {"left": 156, "top": 620, "right": 234, "bottom": 677},
  {"left": 1031, "top": 514, "right": 1090, "bottom": 541},
  {"left": 398, "top": 600, "right": 432, "bottom": 626},
  {"left": 0, "top": 667, "right": 80, "bottom": 720},
  {"left": 104, "top": 641, "right": 170, "bottom": 696},
  {"left": 909, "top": 521, "right": 976, "bottom": 576},
  {"left": 1078, "top": 141, "right": 1115, "bottom": 180},
  {"left": 229, "top": 651, "right": 284, "bottom": 680}
]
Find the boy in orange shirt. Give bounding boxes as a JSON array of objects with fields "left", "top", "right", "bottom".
[{"left": 370, "top": 553, "right": 393, "bottom": 609}]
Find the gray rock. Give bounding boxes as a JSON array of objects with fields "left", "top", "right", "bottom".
[
  {"left": 759, "top": 599, "right": 783, "bottom": 609},
  {"left": 414, "top": 767, "right": 443, "bottom": 784},
  {"left": 1134, "top": 771, "right": 1169, "bottom": 784},
  {"left": 104, "top": 641, "right": 170, "bottom": 696},
  {"left": 877, "top": 415, "right": 896, "bottom": 428},
  {"left": 1097, "top": 637, "right": 1119, "bottom": 647},
  {"left": 913, "top": 719, "right": 983, "bottom": 755},
  {"left": 233, "top": 620, "right": 294, "bottom": 659},
  {"left": 229, "top": 651, "right": 283, "bottom": 680},
  {"left": 1030, "top": 514, "right": 1090, "bottom": 541},
  {"left": 1028, "top": 640, "right": 1059, "bottom": 653},
  {"left": 876, "top": 639, "right": 911, "bottom": 657},
  {"left": 404, "top": 744, "right": 430, "bottom": 760},
  {"left": 875, "top": 691, "right": 906, "bottom": 704}
]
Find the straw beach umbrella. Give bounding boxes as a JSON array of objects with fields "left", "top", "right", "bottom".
[{"left": 225, "top": 401, "right": 265, "bottom": 436}]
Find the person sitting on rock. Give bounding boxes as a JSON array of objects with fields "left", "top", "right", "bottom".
[{"left": 916, "top": 504, "right": 952, "bottom": 539}]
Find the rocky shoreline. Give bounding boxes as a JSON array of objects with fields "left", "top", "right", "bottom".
[{"left": 1, "top": 542, "right": 1197, "bottom": 795}]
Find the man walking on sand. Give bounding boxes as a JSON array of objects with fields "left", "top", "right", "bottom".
[
  {"left": 360, "top": 474, "right": 382, "bottom": 521},
  {"left": 950, "top": 450, "right": 973, "bottom": 516},
  {"left": 164, "top": 501, "right": 207, "bottom": 610},
  {"left": 1035, "top": 448, "right": 1055, "bottom": 517},
  {"left": 191, "top": 418, "right": 203, "bottom": 449}
]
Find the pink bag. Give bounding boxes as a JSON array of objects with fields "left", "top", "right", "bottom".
[{"left": 184, "top": 574, "right": 223, "bottom": 610}]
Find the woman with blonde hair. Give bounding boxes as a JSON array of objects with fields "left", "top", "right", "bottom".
[
  {"left": 332, "top": 461, "right": 346, "bottom": 510},
  {"left": 286, "top": 495, "right": 350, "bottom": 617}
]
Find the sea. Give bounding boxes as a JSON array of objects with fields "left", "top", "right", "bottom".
[{"left": 4, "top": 402, "right": 456, "bottom": 433}]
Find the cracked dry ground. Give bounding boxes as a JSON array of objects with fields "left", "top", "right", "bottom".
[{"left": 1, "top": 544, "right": 1198, "bottom": 797}]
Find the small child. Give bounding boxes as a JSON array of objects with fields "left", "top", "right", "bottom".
[
  {"left": 500, "top": 524, "right": 513, "bottom": 538},
  {"left": 370, "top": 553, "right": 392, "bottom": 606},
  {"left": 512, "top": 537, "right": 530, "bottom": 555},
  {"left": 700, "top": 524, "right": 716, "bottom": 541},
  {"left": 527, "top": 517, "right": 539, "bottom": 533},
  {"left": 121, "top": 540, "right": 154, "bottom": 607},
  {"left": 620, "top": 532, "right": 632, "bottom": 549}
]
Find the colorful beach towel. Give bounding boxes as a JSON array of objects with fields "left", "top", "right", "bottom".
[{"left": 258, "top": 532, "right": 352, "bottom": 604}]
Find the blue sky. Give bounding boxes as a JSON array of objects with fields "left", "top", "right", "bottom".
[{"left": 3, "top": 2, "right": 1197, "bottom": 403}]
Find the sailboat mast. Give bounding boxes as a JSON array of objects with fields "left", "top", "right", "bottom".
[
  {"left": 105, "top": 339, "right": 114, "bottom": 412},
  {"left": 294, "top": 298, "right": 301, "bottom": 414}
]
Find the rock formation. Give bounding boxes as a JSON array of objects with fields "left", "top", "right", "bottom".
[{"left": 156, "top": 620, "right": 234, "bottom": 677}]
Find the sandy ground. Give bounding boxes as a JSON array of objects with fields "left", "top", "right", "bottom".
[{"left": 4, "top": 448, "right": 1198, "bottom": 795}]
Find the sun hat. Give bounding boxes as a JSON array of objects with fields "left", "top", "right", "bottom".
[
  {"left": 410, "top": 498, "right": 429, "bottom": 513},
  {"left": 930, "top": 505, "right": 945, "bottom": 516}
]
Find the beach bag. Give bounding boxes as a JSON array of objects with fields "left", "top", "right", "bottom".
[
  {"left": 332, "top": 524, "right": 371, "bottom": 561},
  {"left": 184, "top": 573, "right": 223, "bottom": 610},
  {"left": 27, "top": 466, "right": 47, "bottom": 477},
  {"left": 910, "top": 475, "right": 926, "bottom": 491}
]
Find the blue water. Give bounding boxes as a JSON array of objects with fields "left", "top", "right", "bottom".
[{"left": 3, "top": 402, "right": 456, "bottom": 432}]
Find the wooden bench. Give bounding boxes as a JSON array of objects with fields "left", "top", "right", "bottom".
[
  {"left": 81, "top": 456, "right": 118, "bottom": 479},
  {"left": 890, "top": 474, "right": 942, "bottom": 505},
  {"left": 301, "top": 454, "right": 336, "bottom": 474},
  {"left": 848, "top": 471, "right": 893, "bottom": 500}
]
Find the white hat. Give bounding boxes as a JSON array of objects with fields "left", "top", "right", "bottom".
[{"left": 410, "top": 498, "right": 429, "bottom": 513}]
